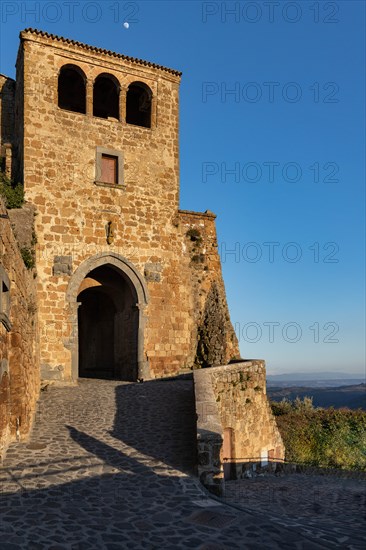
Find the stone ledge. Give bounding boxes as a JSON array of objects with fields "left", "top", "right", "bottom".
[
  {"left": 178, "top": 209, "right": 216, "bottom": 219},
  {"left": 94, "top": 181, "right": 127, "bottom": 190}
]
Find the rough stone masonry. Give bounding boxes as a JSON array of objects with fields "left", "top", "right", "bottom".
[
  {"left": 0, "top": 29, "right": 284, "bottom": 468},
  {"left": 1, "top": 28, "right": 240, "bottom": 384}
]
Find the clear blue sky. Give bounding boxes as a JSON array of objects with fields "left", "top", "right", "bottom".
[{"left": 0, "top": 1, "right": 364, "bottom": 375}]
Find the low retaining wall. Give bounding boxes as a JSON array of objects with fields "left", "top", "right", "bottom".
[{"left": 193, "top": 361, "right": 285, "bottom": 495}]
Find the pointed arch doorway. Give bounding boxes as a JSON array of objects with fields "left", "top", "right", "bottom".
[{"left": 66, "top": 253, "right": 150, "bottom": 382}]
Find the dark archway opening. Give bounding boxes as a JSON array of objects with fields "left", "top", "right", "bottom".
[
  {"left": 93, "top": 74, "right": 120, "bottom": 119},
  {"left": 77, "top": 265, "right": 138, "bottom": 380},
  {"left": 126, "top": 82, "right": 152, "bottom": 128},
  {"left": 58, "top": 65, "right": 86, "bottom": 114}
]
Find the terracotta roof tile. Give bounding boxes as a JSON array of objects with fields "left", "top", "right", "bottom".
[{"left": 21, "top": 28, "right": 182, "bottom": 77}]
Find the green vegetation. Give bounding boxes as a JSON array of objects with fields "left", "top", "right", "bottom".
[
  {"left": 272, "top": 397, "right": 366, "bottom": 471},
  {"left": 0, "top": 168, "right": 35, "bottom": 269},
  {"left": 0, "top": 169, "right": 24, "bottom": 209},
  {"left": 20, "top": 247, "right": 35, "bottom": 270}
]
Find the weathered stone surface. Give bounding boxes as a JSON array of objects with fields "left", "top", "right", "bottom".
[
  {"left": 0, "top": 75, "right": 15, "bottom": 152},
  {"left": 1, "top": 378, "right": 350, "bottom": 549},
  {"left": 52, "top": 255, "right": 72, "bottom": 276},
  {"left": 8, "top": 203, "right": 36, "bottom": 250},
  {"left": 144, "top": 262, "right": 162, "bottom": 282},
  {"left": 40, "top": 363, "right": 64, "bottom": 380},
  {"left": 195, "top": 283, "right": 228, "bottom": 368},
  {"left": 0, "top": 197, "right": 39, "bottom": 460},
  {"left": 3, "top": 29, "right": 239, "bottom": 383},
  {"left": 194, "top": 364, "right": 224, "bottom": 495},
  {"left": 194, "top": 361, "right": 285, "bottom": 494}
]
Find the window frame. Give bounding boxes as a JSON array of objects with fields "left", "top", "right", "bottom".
[
  {"left": 126, "top": 81, "right": 153, "bottom": 129},
  {"left": 101, "top": 154, "right": 118, "bottom": 185},
  {"left": 93, "top": 73, "right": 121, "bottom": 121},
  {"left": 58, "top": 64, "right": 87, "bottom": 115},
  {"left": 95, "top": 147, "right": 125, "bottom": 189},
  {"left": 0, "top": 265, "right": 11, "bottom": 332}
]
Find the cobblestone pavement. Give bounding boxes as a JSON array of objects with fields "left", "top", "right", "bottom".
[
  {"left": 224, "top": 473, "right": 366, "bottom": 548},
  {"left": 0, "top": 378, "right": 364, "bottom": 549}
]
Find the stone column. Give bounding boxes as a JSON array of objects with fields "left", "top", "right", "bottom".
[
  {"left": 64, "top": 301, "right": 81, "bottom": 382},
  {"left": 86, "top": 79, "right": 93, "bottom": 117},
  {"left": 120, "top": 86, "right": 126, "bottom": 124},
  {"left": 136, "top": 302, "right": 150, "bottom": 381}
]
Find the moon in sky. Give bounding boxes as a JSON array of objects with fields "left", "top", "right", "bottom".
[{"left": 123, "top": 22, "right": 129, "bottom": 29}]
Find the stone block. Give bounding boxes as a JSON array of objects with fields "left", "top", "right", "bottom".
[
  {"left": 40, "top": 363, "right": 64, "bottom": 380},
  {"left": 52, "top": 256, "right": 72, "bottom": 276}
]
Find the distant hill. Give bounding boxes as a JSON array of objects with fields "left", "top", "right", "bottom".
[
  {"left": 268, "top": 371, "right": 364, "bottom": 380},
  {"left": 268, "top": 383, "right": 366, "bottom": 410},
  {"left": 267, "top": 372, "right": 365, "bottom": 388}
]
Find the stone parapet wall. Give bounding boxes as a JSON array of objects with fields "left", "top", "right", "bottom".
[
  {"left": 211, "top": 361, "right": 285, "bottom": 472},
  {"left": 194, "top": 361, "right": 285, "bottom": 494},
  {"left": 0, "top": 197, "right": 39, "bottom": 460}
]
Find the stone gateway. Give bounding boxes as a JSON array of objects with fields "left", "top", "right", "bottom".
[
  {"left": 1, "top": 29, "right": 284, "bottom": 474},
  {"left": 1, "top": 28, "right": 239, "bottom": 384}
]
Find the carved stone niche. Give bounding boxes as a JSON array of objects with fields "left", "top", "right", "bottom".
[
  {"left": 144, "top": 262, "right": 162, "bottom": 283},
  {"left": 53, "top": 256, "right": 73, "bottom": 276}
]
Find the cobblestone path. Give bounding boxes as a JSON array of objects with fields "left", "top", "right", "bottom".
[
  {"left": 224, "top": 474, "right": 366, "bottom": 549},
  {"left": 0, "top": 379, "right": 363, "bottom": 549}
]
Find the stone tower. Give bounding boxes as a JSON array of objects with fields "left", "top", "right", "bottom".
[{"left": 8, "top": 28, "right": 239, "bottom": 383}]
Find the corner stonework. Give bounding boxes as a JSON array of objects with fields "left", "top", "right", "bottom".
[{"left": 193, "top": 361, "right": 285, "bottom": 495}]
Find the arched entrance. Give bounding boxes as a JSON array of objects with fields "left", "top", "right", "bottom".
[
  {"left": 66, "top": 253, "right": 149, "bottom": 382},
  {"left": 78, "top": 265, "right": 139, "bottom": 379}
]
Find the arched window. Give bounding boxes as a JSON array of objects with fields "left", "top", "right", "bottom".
[
  {"left": 93, "top": 74, "right": 120, "bottom": 120},
  {"left": 58, "top": 65, "right": 86, "bottom": 114},
  {"left": 126, "top": 82, "right": 152, "bottom": 128}
]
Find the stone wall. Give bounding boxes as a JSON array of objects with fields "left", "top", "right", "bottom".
[
  {"left": 177, "top": 210, "right": 239, "bottom": 369},
  {"left": 0, "top": 74, "right": 16, "bottom": 178},
  {"left": 211, "top": 361, "right": 285, "bottom": 472},
  {"left": 194, "top": 365, "right": 224, "bottom": 495},
  {"left": 13, "top": 29, "right": 238, "bottom": 382},
  {"left": 0, "top": 197, "right": 39, "bottom": 460},
  {"left": 0, "top": 74, "right": 15, "bottom": 147},
  {"left": 194, "top": 361, "right": 285, "bottom": 495}
]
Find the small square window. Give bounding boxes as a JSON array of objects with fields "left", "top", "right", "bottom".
[{"left": 95, "top": 147, "right": 124, "bottom": 188}]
